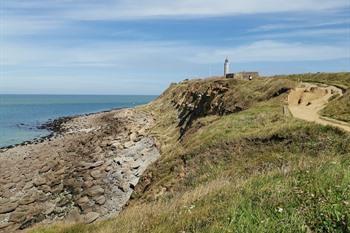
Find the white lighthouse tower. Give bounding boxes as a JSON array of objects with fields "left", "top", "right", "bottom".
[{"left": 224, "top": 57, "right": 230, "bottom": 77}]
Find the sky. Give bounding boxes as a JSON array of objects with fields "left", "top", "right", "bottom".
[{"left": 0, "top": 0, "right": 349, "bottom": 95}]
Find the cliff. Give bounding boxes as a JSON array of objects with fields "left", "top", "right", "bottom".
[{"left": 24, "top": 73, "right": 350, "bottom": 233}]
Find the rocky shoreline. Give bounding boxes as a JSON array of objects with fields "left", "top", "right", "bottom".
[
  {"left": 0, "top": 108, "right": 160, "bottom": 232},
  {"left": 0, "top": 108, "right": 122, "bottom": 152}
]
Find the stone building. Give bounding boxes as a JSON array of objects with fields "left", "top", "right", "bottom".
[{"left": 234, "top": 72, "right": 259, "bottom": 80}]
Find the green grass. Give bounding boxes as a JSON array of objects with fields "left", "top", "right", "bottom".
[
  {"left": 273, "top": 72, "right": 350, "bottom": 89},
  {"left": 30, "top": 74, "right": 350, "bottom": 233},
  {"left": 321, "top": 92, "right": 350, "bottom": 123}
]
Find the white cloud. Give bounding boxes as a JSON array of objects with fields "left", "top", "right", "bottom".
[
  {"left": 3, "top": 0, "right": 350, "bottom": 21},
  {"left": 250, "top": 18, "right": 350, "bottom": 32},
  {"left": 64, "top": 0, "right": 350, "bottom": 20},
  {"left": 2, "top": 40, "right": 349, "bottom": 69},
  {"left": 2, "top": 0, "right": 348, "bottom": 37},
  {"left": 189, "top": 40, "right": 350, "bottom": 63},
  {"left": 0, "top": 18, "right": 63, "bottom": 36},
  {"left": 252, "top": 28, "right": 350, "bottom": 39}
]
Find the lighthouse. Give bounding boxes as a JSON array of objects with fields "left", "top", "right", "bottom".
[{"left": 224, "top": 57, "right": 229, "bottom": 77}]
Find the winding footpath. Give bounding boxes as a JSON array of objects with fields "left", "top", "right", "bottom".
[{"left": 288, "top": 83, "right": 350, "bottom": 133}]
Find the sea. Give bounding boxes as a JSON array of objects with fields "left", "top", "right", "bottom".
[{"left": 0, "top": 95, "right": 156, "bottom": 148}]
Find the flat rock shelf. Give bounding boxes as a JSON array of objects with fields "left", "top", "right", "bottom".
[{"left": 0, "top": 108, "right": 160, "bottom": 232}]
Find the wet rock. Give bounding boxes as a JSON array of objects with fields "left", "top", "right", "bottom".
[{"left": 83, "top": 212, "right": 100, "bottom": 224}]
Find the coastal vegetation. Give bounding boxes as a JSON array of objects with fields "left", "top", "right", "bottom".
[{"left": 31, "top": 73, "right": 350, "bottom": 233}]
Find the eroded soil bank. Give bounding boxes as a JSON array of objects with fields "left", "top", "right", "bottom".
[
  {"left": 288, "top": 83, "right": 350, "bottom": 132},
  {"left": 0, "top": 108, "right": 160, "bottom": 232}
]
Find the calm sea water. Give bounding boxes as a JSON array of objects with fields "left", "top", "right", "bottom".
[{"left": 0, "top": 95, "right": 156, "bottom": 147}]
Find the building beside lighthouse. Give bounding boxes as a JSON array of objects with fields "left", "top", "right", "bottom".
[{"left": 224, "top": 57, "right": 259, "bottom": 80}]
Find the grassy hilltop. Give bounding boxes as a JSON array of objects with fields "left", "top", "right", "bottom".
[{"left": 32, "top": 73, "right": 350, "bottom": 233}]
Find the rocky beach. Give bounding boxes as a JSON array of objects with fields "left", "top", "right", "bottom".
[{"left": 0, "top": 108, "right": 160, "bottom": 232}]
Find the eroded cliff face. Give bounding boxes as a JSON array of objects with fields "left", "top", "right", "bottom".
[{"left": 168, "top": 78, "right": 294, "bottom": 138}]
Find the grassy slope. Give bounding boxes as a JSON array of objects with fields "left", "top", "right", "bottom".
[
  {"left": 31, "top": 75, "right": 350, "bottom": 233},
  {"left": 321, "top": 92, "right": 350, "bottom": 123}
]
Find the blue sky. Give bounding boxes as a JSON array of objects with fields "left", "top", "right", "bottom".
[{"left": 0, "top": 0, "right": 349, "bottom": 94}]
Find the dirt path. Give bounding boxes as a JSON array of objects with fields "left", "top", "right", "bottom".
[{"left": 288, "top": 83, "right": 350, "bottom": 132}]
